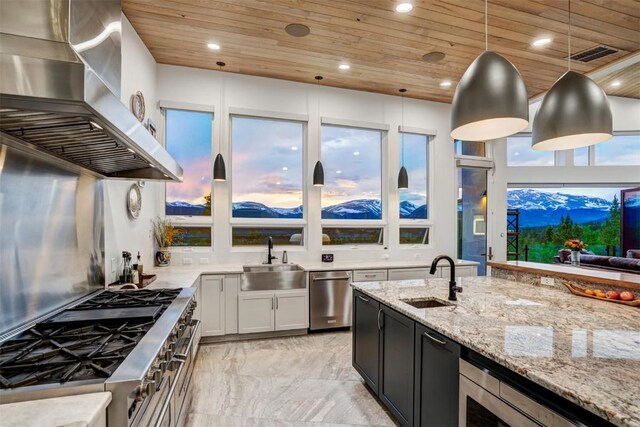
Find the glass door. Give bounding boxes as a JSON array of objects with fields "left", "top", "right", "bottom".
[{"left": 457, "top": 167, "right": 488, "bottom": 275}]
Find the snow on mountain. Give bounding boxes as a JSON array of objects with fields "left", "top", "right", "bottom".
[
  {"left": 400, "top": 201, "right": 417, "bottom": 217},
  {"left": 507, "top": 189, "right": 612, "bottom": 227},
  {"left": 166, "top": 201, "right": 206, "bottom": 215},
  {"left": 322, "top": 199, "right": 382, "bottom": 219},
  {"left": 232, "top": 202, "right": 303, "bottom": 218}
]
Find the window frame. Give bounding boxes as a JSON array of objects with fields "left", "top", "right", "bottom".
[
  {"left": 319, "top": 121, "right": 388, "bottom": 247},
  {"left": 160, "top": 103, "right": 215, "bottom": 250},
  {"left": 399, "top": 128, "right": 435, "bottom": 226},
  {"left": 506, "top": 133, "right": 559, "bottom": 167},
  {"left": 228, "top": 111, "right": 309, "bottom": 251},
  {"left": 398, "top": 225, "right": 431, "bottom": 247},
  {"left": 579, "top": 131, "right": 640, "bottom": 167}
]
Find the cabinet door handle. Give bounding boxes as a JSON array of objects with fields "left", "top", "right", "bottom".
[
  {"left": 357, "top": 295, "right": 369, "bottom": 302},
  {"left": 377, "top": 309, "right": 384, "bottom": 330},
  {"left": 275, "top": 297, "right": 279, "bottom": 310},
  {"left": 424, "top": 332, "right": 447, "bottom": 345},
  {"left": 364, "top": 274, "right": 376, "bottom": 278},
  {"left": 271, "top": 297, "right": 274, "bottom": 310},
  {"left": 220, "top": 281, "right": 224, "bottom": 292}
]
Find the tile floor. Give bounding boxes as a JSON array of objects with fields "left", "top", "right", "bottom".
[{"left": 185, "top": 331, "right": 397, "bottom": 426}]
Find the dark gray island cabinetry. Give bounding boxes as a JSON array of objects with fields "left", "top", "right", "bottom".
[{"left": 352, "top": 290, "right": 458, "bottom": 427}]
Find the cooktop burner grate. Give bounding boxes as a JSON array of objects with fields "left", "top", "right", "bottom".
[{"left": 0, "top": 289, "right": 182, "bottom": 389}]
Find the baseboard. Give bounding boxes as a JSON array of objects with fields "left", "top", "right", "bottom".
[{"left": 199, "top": 328, "right": 308, "bottom": 344}]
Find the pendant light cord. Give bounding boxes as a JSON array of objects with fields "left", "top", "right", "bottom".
[
  {"left": 401, "top": 90, "right": 405, "bottom": 166},
  {"left": 317, "top": 77, "right": 321, "bottom": 160},
  {"left": 485, "top": 0, "right": 488, "bottom": 51},
  {"left": 568, "top": 0, "right": 572, "bottom": 71}
]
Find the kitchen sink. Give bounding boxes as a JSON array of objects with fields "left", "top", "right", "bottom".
[
  {"left": 400, "top": 298, "right": 452, "bottom": 309},
  {"left": 241, "top": 264, "right": 305, "bottom": 291}
]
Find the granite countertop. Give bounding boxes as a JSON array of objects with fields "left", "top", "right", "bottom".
[
  {"left": 352, "top": 276, "right": 640, "bottom": 427},
  {"left": 489, "top": 260, "right": 640, "bottom": 290},
  {"left": 1, "top": 392, "right": 112, "bottom": 427},
  {"left": 144, "top": 258, "right": 480, "bottom": 290}
]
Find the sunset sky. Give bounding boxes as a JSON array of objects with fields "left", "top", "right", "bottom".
[{"left": 399, "top": 133, "right": 428, "bottom": 208}]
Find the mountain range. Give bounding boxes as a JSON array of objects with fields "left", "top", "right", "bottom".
[
  {"left": 507, "top": 189, "right": 613, "bottom": 228},
  {"left": 166, "top": 199, "right": 427, "bottom": 219}
]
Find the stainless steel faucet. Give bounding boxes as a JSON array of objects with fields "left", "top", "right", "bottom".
[
  {"left": 266, "top": 236, "right": 278, "bottom": 264},
  {"left": 430, "top": 255, "right": 463, "bottom": 301}
]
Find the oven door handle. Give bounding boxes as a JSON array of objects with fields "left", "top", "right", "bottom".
[{"left": 154, "top": 356, "right": 186, "bottom": 427}]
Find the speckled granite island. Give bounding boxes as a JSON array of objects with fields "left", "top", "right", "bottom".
[{"left": 351, "top": 276, "right": 640, "bottom": 427}]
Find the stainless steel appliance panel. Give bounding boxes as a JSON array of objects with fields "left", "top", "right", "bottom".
[
  {"left": 309, "top": 271, "right": 352, "bottom": 330},
  {"left": 0, "top": 143, "right": 104, "bottom": 335}
]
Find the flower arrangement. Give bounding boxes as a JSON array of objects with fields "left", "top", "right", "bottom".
[
  {"left": 564, "top": 239, "right": 586, "bottom": 251},
  {"left": 151, "top": 216, "right": 182, "bottom": 248}
]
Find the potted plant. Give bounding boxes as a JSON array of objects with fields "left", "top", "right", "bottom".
[
  {"left": 151, "top": 217, "right": 181, "bottom": 267},
  {"left": 564, "top": 239, "right": 586, "bottom": 266}
]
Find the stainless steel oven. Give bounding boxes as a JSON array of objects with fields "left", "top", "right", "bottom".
[{"left": 459, "top": 359, "right": 576, "bottom": 427}]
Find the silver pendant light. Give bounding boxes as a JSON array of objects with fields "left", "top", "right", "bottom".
[
  {"left": 313, "top": 75, "right": 325, "bottom": 187},
  {"left": 398, "top": 89, "right": 408, "bottom": 190},
  {"left": 450, "top": 0, "right": 528, "bottom": 141},
  {"left": 213, "top": 61, "right": 227, "bottom": 181},
  {"left": 531, "top": 0, "right": 612, "bottom": 151}
]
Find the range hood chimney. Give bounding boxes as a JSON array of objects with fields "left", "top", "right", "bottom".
[{"left": 0, "top": 0, "right": 183, "bottom": 181}]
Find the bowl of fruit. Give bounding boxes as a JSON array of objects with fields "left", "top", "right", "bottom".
[{"left": 563, "top": 283, "right": 639, "bottom": 307}]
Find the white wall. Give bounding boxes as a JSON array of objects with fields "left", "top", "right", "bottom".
[
  {"left": 103, "top": 15, "right": 160, "bottom": 283},
  {"left": 155, "top": 65, "right": 460, "bottom": 266}
]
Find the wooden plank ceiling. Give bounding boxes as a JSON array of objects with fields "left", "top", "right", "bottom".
[{"left": 123, "top": 0, "right": 640, "bottom": 103}]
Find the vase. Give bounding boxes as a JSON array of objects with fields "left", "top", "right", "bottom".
[
  {"left": 155, "top": 247, "right": 171, "bottom": 267},
  {"left": 571, "top": 250, "right": 580, "bottom": 266}
]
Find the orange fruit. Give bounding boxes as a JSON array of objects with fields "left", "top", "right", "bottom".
[{"left": 584, "top": 289, "right": 595, "bottom": 296}]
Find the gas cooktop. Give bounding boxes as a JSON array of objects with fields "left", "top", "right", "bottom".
[{"left": 0, "top": 289, "right": 181, "bottom": 389}]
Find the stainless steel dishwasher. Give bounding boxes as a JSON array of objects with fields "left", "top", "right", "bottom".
[{"left": 309, "top": 271, "right": 352, "bottom": 330}]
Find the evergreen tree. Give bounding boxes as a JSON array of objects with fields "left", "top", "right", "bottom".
[
  {"left": 602, "top": 194, "right": 621, "bottom": 249},
  {"left": 543, "top": 225, "right": 555, "bottom": 242}
]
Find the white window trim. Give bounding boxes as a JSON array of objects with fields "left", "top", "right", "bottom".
[
  {"left": 229, "top": 107, "right": 308, "bottom": 122},
  {"left": 162, "top": 104, "right": 215, "bottom": 227},
  {"left": 321, "top": 116, "right": 389, "bottom": 131}
]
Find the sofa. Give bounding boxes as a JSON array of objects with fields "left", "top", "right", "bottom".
[{"left": 554, "top": 249, "right": 640, "bottom": 273}]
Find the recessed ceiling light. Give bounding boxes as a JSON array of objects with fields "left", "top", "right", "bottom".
[
  {"left": 422, "top": 52, "right": 446, "bottom": 63},
  {"left": 291, "top": 146, "right": 298, "bottom": 151},
  {"left": 440, "top": 80, "right": 452, "bottom": 88},
  {"left": 610, "top": 80, "right": 622, "bottom": 87},
  {"left": 127, "top": 147, "right": 135, "bottom": 153},
  {"left": 207, "top": 43, "right": 221, "bottom": 50},
  {"left": 89, "top": 121, "right": 103, "bottom": 130},
  {"left": 282, "top": 166, "right": 288, "bottom": 171},
  {"left": 395, "top": 2, "right": 414, "bottom": 13},
  {"left": 532, "top": 37, "right": 552, "bottom": 47},
  {"left": 353, "top": 151, "right": 360, "bottom": 156},
  {"left": 338, "top": 63, "right": 350, "bottom": 70},
  {"left": 285, "top": 23, "right": 310, "bottom": 37}
]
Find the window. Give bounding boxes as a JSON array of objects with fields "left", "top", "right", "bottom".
[
  {"left": 399, "top": 133, "right": 429, "bottom": 219},
  {"left": 165, "top": 109, "right": 213, "bottom": 216},
  {"left": 507, "top": 135, "right": 555, "bottom": 166},
  {"left": 506, "top": 187, "right": 626, "bottom": 263},
  {"left": 594, "top": 134, "right": 640, "bottom": 166},
  {"left": 455, "top": 140, "right": 485, "bottom": 157},
  {"left": 400, "top": 227, "right": 430, "bottom": 245},
  {"left": 232, "top": 227, "right": 304, "bottom": 246},
  {"left": 321, "top": 125, "right": 382, "bottom": 220},
  {"left": 322, "top": 227, "right": 384, "bottom": 246},
  {"left": 574, "top": 146, "right": 589, "bottom": 166},
  {"left": 231, "top": 116, "right": 304, "bottom": 218},
  {"left": 172, "top": 227, "right": 212, "bottom": 247}
]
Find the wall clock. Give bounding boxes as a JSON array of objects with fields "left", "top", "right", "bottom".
[
  {"left": 131, "top": 91, "right": 145, "bottom": 122},
  {"left": 127, "top": 183, "right": 142, "bottom": 219}
]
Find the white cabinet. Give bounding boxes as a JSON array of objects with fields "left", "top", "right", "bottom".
[
  {"left": 238, "top": 292, "right": 274, "bottom": 334},
  {"left": 388, "top": 268, "right": 429, "bottom": 280},
  {"left": 239, "top": 289, "right": 308, "bottom": 334},
  {"left": 275, "top": 290, "right": 307, "bottom": 331},
  {"left": 224, "top": 275, "right": 239, "bottom": 334},
  {"left": 200, "top": 275, "right": 225, "bottom": 337},
  {"left": 353, "top": 269, "right": 388, "bottom": 282}
]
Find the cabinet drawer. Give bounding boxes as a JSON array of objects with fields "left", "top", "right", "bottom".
[
  {"left": 353, "top": 270, "right": 388, "bottom": 282},
  {"left": 388, "top": 268, "right": 429, "bottom": 281}
]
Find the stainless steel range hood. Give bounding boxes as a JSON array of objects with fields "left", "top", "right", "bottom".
[{"left": 0, "top": 0, "right": 183, "bottom": 181}]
